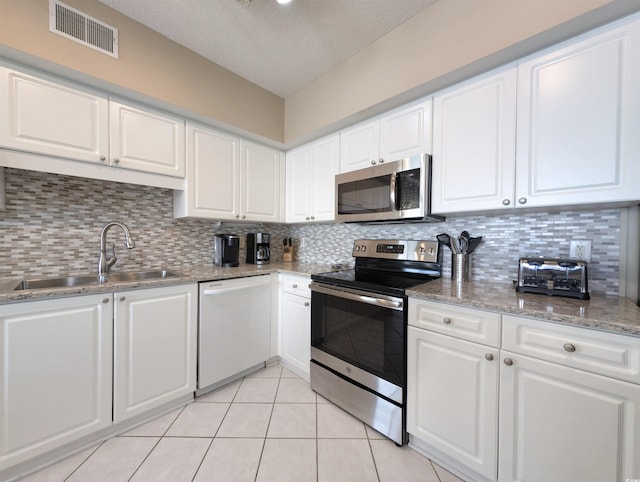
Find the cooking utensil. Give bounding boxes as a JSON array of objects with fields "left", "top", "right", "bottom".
[
  {"left": 467, "top": 236, "right": 483, "bottom": 253},
  {"left": 459, "top": 231, "right": 470, "bottom": 253},
  {"left": 437, "top": 233, "right": 456, "bottom": 253}
]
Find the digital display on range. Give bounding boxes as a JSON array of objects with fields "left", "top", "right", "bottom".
[{"left": 376, "top": 244, "right": 404, "bottom": 254}]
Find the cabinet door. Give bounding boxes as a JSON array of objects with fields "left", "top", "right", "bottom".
[
  {"left": 0, "top": 66, "right": 109, "bottom": 164},
  {"left": 407, "top": 327, "right": 499, "bottom": 481},
  {"left": 311, "top": 134, "right": 340, "bottom": 222},
  {"left": 109, "top": 100, "right": 185, "bottom": 178},
  {"left": 499, "top": 351, "right": 640, "bottom": 482},
  {"left": 432, "top": 68, "right": 517, "bottom": 213},
  {"left": 339, "top": 120, "right": 379, "bottom": 172},
  {"left": 286, "top": 144, "right": 313, "bottom": 222},
  {"left": 279, "top": 292, "right": 311, "bottom": 380},
  {"left": 241, "top": 141, "right": 282, "bottom": 222},
  {"left": 113, "top": 284, "right": 197, "bottom": 422},
  {"left": 379, "top": 98, "right": 433, "bottom": 162},
  {"left": 515, "top": 17, "right": 640, "bottom": 208},
  {"left": 174, "top": 123, "right": 240, "bottom": 219},
  {"left": 0, "top": 295, "right": 113, "bottom": 471}
]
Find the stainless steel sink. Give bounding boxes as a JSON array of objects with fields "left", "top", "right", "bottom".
[
  {"left": 13, "top": 275, "right": 103, "bottom": 291},
  {"left": 12, "top": 270, "right": 184, "bottom": 291},
  {"left": 106, "top": 270, "right": 183, "bottom": 283}
]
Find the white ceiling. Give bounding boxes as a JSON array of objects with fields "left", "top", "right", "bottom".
[{"left": 98, "top": 0, "right": 438, "bottom": 98}]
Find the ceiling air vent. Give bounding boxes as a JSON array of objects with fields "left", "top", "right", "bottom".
[{"left": 49, "top": 0, "right": 118, "bottom": 58}]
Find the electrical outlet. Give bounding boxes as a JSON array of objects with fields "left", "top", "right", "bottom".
[
  {"left": 299, "top": 238, "right": 305, "bottom": 248},
  {"left": 569, "top": 240, "right": 592, "bottom": 262}
]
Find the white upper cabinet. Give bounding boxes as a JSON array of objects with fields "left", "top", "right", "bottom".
[
  {"left": 432, "top": 67, "right": 517, "bottom": 214},
  {"left": 241, "top": 140, "right": 283, "bottom": 223},
  {"left": 109, "top": 100, "right": 185, "bottom": 178},
  {"left": 0, "top": 66, "right": 109, "bottom": 164},
  {"left": 174, "top": 122, "right": 240, "bottom": 219},
  {"left": 515, "top": 15, "right": 640, "bottom": 208},
  {"left": 340, "top": 98, "right": 432, "bottom": 173},
  {"left": 286, "top": 134, "right": 339, "bottom": 223},
  {"left": 175, "top": 124, "right": 282, "bottom": 222}
]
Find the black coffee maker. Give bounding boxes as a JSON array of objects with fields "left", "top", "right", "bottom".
[
  {"left": 246, "top": 233, "right": 270, "bottom": 265},
  {"left": 213, "top": 234, "right": 240, "bottom": 267}
]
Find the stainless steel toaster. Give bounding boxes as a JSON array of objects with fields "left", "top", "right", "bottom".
[{"left": 516, "top": 257, "right": 589, "bottom": 300}]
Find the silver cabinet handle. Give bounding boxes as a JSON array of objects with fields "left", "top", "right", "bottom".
[
  {"left": 443, "top": 317, "right": 452, "bottom": 324},
  {"left": 310, "top": 216, "right": 315, "bottom": 220},
  {"left": 292, "top": 284, "right": 298, "bottom": 288},
  {"left": 113, "top": 158, "right": 120, "bottom": 164},
  {"left": 502, "top": 199, "right": 511, "bottom": 206},
  {"left": 102, "top": 298, "right": 110, "bottom": 304},
  {"left": 518, "top": 197, "right": 527, "bottom": 204},
  {"left": 379, "top": 158, "right": 384, "bottom": 164},
  {"left": 371, "top": 160, "right": 376, "bottom": 165},
  {"left": 563, "top": 343, "right": 576, "bottom": 353},
  {"left": 304, "top": 301, "right": 310, "bottom": 307},
  {"left": 236, "top": 214, "right": 240, "bottom": 218},
  {"left": 119, "top": 296, "right": 126, "bottom": 302},
  {"left": 305, "top": 216, "right": 310, "bottom": 220},
  {"left": 504, "top": 358, "right": 514, "bottom": 366},
  {"left": 485, "top": 353, "right": 494, "bottom": 361},
  {"left": 242, "top": 215, "right": 246, "bottom": 219},
  {"left": 99, "top": 155, "right": 106, "bottom": 162}
]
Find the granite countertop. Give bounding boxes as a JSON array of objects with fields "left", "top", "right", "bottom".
[
  {"left": 407, "top": 278, "right": 640, "bottom": 338},
  {"left": 0, "top": 261, "right": 336, "bottom": 305}
]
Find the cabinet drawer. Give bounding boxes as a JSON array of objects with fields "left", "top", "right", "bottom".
[
  {"left": 408, "top": 299, "right": 501, "bottom": 347},
  {"left": 503, "top": 315, "right": 640, "bottom": 384},
  {"left": 280, "top": 274, "right": 310, "bottom": 298}
]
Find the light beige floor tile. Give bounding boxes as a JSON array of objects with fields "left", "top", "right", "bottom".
[
  {"left": 365, "top": 424, "right": 387, "bottom": 440},
  {"left": 256, "top": 439, "right": 316, "bottom": 482},
  {"left": 317, "top": 439, "right": 377, "bottom": 482},
  {"left": 275, "top": 378, "right": 316, "bottom": 403},
  {"left": 195, "top": 379, "right": 242, "bottom": 403},
  {"left": 66, "top": 437, "right": 158, "bottom": 482},
  {"left": 120, "top": 408, "right": 183, "bottom": 437},
  {"left": 267, "top": 403, "right": 316, "bottom": 438},
  {"left": 18, "top": 444, "right": 100, "bottom": 482},
  {"left": 280, "top": 366, "right": 301, "bottom": 378},
  {"left": 193, "top": 438, "right": 264, "bottom": 482},
  {"left": 216, "top": 403, "right": 273, "bottom": 438},
  {"left": 316, "top": 393, "right": 331, "bottom": 403},
  {"left": 432, "top": 461, "right": 466, "bottom": 482},
  {"left": 130, "top": 437, "right": 210, "bottom": 482},
  {"left": 248, "top": 364, "right": 283, "bottom": 378},
  {"left": 370, "top": 440, "right": 440, "bottom": 482},
  {"left": 164, "top": 402, "right": 229, "bottom": 437},
  {"left": 317, "top": 403, "right": 367, "bottom": 438},
  {"left": 234, "top": 377, "right": 279, "bottom": 403}
]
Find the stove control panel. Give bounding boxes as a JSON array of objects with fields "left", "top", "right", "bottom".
[{"left": 352, "top": 239, "right": 439, "bottom": 262}]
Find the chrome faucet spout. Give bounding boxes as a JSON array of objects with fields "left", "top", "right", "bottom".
[{"left": 98, "top": 222, "right": 136, "bottom": 275}]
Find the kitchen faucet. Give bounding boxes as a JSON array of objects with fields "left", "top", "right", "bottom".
[{"left": 98, "top": 221, "right": 136, "bottom": 276}]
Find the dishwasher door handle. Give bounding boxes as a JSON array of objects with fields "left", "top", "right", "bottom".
[{"left": 202, "top": 277, "right": 270, "bottom": 295}]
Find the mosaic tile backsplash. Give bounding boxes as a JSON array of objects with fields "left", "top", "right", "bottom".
[{"left": 0, "top": 168, "right": 624, "bottom": 295}]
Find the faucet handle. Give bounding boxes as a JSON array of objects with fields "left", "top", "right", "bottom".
[{"left": 107, "top": 244, "right": 118, "bottom": 271}]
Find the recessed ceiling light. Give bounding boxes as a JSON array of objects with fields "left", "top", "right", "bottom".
[{"left": 277, "top": 0, "right": 292, "bottom": 4}]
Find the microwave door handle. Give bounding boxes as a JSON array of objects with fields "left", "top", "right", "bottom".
[{"left": 389, "top": 171, "right": 397, "bottom": 210}]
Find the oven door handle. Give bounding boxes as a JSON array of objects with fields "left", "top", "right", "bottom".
[{"left": 310, "top": 282, "right": 403, "bottom": 311}]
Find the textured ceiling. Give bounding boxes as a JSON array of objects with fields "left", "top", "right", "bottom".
[{"left": 98, "top": 0, "right": 438, "bottom": 98}]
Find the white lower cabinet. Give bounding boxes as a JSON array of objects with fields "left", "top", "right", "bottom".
[
  {"left": 408, "top": 299, "right": 640, "bottom": 482},
  {"left": 278, "top": 274, "right": 311, "bottom": 379},
  {"left": 0, "top": 294, "right": 113, "bottom": 472},
  {"left": 113, "top": 284, "right": 197, "bottom": 422}
]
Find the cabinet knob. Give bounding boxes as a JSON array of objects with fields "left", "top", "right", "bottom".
[
  {"left": 119, "top": 296, "right": 126, "bottom": 302},
  {"left": 310, "top": 216, "right": 315, "bottom": 220},
  {"left": 443, "top": 317, "right": 452, "bottom": 324},
  {"left": 306, "top": 216, "right": 310, "bottom": 220},
  {"left": 99, "top": 155, "right": 106, "bottom": 162},
  {"left": 304, "top": 301, "right": 310, "bottom": 307},
  {"left": 502, "top": 199, "right": 511, "bottom": 206},
  {"left": 378, "top": 158, "right": 384, "bottom": 164},
  {"left": 503, "top": 358, "right": 514, "bottom": 366},
  {"left": 113, "top": 157, "right": 120, "bottom": 164},
  {"left": 236, "top": 214, "right": 240, "bottom": 218},
  {"left": 242, "top": 215, "right": 246, "bottom": 219},
  {"left": 563, "top": 343, "right": 576, "bottom": 353},
  {"left": 485, "top": 353, "right": 494, "bottom": 361},
  {"left": 292, "top": 284, "right": 298, "bottom": 288},
  {"left": 371, "top": 160, "right": 376, "bottom": 165},
  {"left": 518, "top": 197, "right": 527, "bottom": 205},
  {"left": 102, "top": 298, "right": 110, "bottom": 304}
]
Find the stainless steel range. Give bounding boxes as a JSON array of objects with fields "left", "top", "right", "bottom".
[{"left": 310, "top": 239, "right": 441, "bottom": 445}]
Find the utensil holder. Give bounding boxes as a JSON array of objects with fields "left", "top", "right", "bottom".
[{"left": 452, "top": 253, "right": 471, "bottom": 282}]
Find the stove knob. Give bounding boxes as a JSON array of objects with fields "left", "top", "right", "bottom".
[
  {"left": 361, "top": 245, "right": 366, "bottom": 252},
  {"left": 354, "top": 245, "right": 360, "bottom": 252},
  {"left": 418, "top": 247, "right": 425, "bottom": 254}
]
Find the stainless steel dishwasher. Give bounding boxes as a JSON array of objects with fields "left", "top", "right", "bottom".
[{"left": 198, "top": 275, "right": 271, "bottom": 394}]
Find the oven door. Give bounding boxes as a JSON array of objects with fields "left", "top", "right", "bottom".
[{"left": 310, "top": 282, "right": 406, "bottom": 404}]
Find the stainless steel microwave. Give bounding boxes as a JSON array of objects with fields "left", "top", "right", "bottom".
[{"left": 335, "top": 154, "right": 443, "bottom": 223}]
